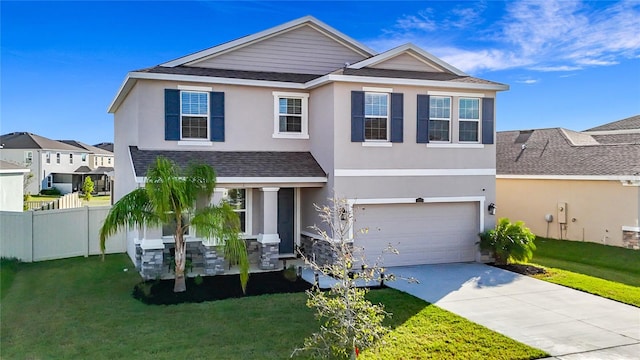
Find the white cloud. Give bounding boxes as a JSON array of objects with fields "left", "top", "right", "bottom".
[
  {"left": 516, "top": 79, "right": 539, "bottom": 84},
  {"left": 370, "top": 0, "right": 640, "bottom": 74}
]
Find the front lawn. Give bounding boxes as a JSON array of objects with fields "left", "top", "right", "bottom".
[
  {"left": 532, "top": 237, "right": 640, "bottom": 286},
  {"left": 0, "top": 255, "right": 546, "bottom": 359},
  {"left": 523, "top": 237, "right": 640, "bottom": 307}
]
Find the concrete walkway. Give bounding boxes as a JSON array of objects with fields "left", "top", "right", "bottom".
[{"left": 385, "top": 263, "right": 640, "bottom": 359}]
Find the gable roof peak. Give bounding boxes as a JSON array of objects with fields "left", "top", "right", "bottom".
[
  {"left": 348, "top": 42, "right": 468, "bottom": 76},
  {"left": 160, "top": 15, "right": 376, "bottom": 68}
]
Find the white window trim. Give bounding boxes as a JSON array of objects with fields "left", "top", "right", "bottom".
[
  {"left": 56, "top": 152, "right": 61, "bottom": 165},
  {"left": 69, "top": 153, "right": 74, "bottom": 165},
  {"left": 429, "top": 95, "right": 452, "bottom": 143},
  {"left": 364, "top": 91, "right": 390, "bottom": 142},
  {"left": 361, "top": 142, "right": 393, "bottom": 147},
  {"left": 45, "top": 152, "right": 50, "bottom": 164},
  {"left": 272, "top": 92, "right": 309, "bottom": 139},
  {"left": 458, "top": 97, "right": 481, "bottom": 144},
  {"left": 224, "top": 188, "right": 253, "bottom": 235},
  {"left": 24, "top": 151, "right": 33, "bottom": 164},
  {"left": 180, "top": 90, "right": 210, "bottom": 141}
]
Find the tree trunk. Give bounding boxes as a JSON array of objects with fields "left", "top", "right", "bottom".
[{"left": 173, "top": 231, "right": 187, "bottom": 292}]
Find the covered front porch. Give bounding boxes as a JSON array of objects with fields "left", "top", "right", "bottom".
[{"left": 127, "top": 146, "right": 327, "bottom": 280}]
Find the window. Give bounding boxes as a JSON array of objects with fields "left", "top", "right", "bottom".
[
  {"left": 69, "top": 153, "right": 73, "bottom": 164},
  {"left": 56, "top": 153, "right": 61, "bottom": 164},
  {"left": 45, "top": 152, "right": 50, "bottom": 164},
  {"left": 459, "top": 98, "right": 480, "bottom": 142},
  {"left": 81, "top": 153, "right": 87, "bottom": 162},
  {"left": 46, "top": 175, "right": 53, "bottom": 188},
  {"left": 224, "top": 189, "right": 249, "bottom": 234},
  {"left": 181, "top": 91, "right": 209, "bottom": 140},
  {"left": 107, "top": 157, "right": 112, "bottom": 165},
  {"left": 429, "top": 96, "right": 451, "bottom": 142},
  {"left": 162, "top": 214, "right": 190, "bottom": 237},
  {"left": 24, "top": 151, "right": 33, "bottom": 164},
  {"left": 273, "top": 92, "right": 309, "bottom": 139},
  {"left": 364, "top": 92, "right": 389, "bottom": 141}
]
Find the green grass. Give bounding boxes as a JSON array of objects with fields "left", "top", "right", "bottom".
[
  {"left": 532, "top": 237, "right": 640, "bottom": 286},
  {"left": 27, "top": 194, "right": 61, "bottom": 202},
  {"left": 82, "top": 195, "right": 111, "bottom": 207},
  {"left": 0, "top": 255, "right": 547, "bottom": 359},
  {"left": 530, "top": 266, "right": 640, "bottom": 307},
  {"left": 0, "top": 257, "right": 21, "bottom": 300}
]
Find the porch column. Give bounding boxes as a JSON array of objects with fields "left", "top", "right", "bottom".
[{"left": 258, "top": 187, "right": 280, "bottom": 270}]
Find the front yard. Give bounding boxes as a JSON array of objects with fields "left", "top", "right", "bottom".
[
  {"left": 0, "top": 255, "right": 546, "bottom": 359},
  {"left": 528, "top": 237, "right": 640, "bottom": 307}
]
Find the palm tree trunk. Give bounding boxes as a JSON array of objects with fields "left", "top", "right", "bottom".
[{"left": 173, "top": 232, "right": 187, "bottom": 292}]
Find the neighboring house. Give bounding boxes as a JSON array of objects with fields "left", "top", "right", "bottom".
[
  {"left": 59, "top": 140, "right": 114, "bottom": 194},
  {"left": 94, "top": 142, "right": 114, "bottom": 153},
  {"left": 0, "top": 160, "right": 30, "bottom": 212},
  {"left": 496, "top": 115, "right": 640, "bottom": 249},
  {"left": 108, "top": 16, "right": 508, "bottom": 277},
  {"left": 0, "top": 132, "right": 90, "bottom": 195}
]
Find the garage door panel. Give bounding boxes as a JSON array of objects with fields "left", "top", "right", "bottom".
[{"left": 353, "top": 202, "right": 479, "bottom": 267}]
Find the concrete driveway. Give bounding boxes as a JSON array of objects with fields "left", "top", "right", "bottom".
[{"left": 386, "top": 263, "right": 640, "bottom": 359}]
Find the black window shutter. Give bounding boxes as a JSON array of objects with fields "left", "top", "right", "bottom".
[
  {"left": 390, "top": 93, "right": 404, "bottom": 143},
  {"left": 416, "top": 94, "right": 430, "bottom": 143},
  {"left": 210, "top": 92, "right": 225, "bottom": 142},
  {"left": 482, "top": 98, "right": 494, "bottom": 145},
  {"left": 351, "top": 91, "right": 365, "bottom": 142},
  {"left": 164, "top": 89, "right": 180, "bottom": 140}
]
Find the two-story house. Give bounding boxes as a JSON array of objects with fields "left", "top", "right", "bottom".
[
  {"left": 0, "top": 132, "right": 91, "bottom": 195},
  {"left": 108, "top": 16, "right": 508, "bottom": 276},
  {"left": 60, "top": 140, "right": 114, "bottom": 194}
]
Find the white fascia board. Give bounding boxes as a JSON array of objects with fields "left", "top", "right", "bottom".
[
  {"left": 335, "top": 169, "right": 495, "bottom": 177},
  {"left": 497, "top": 174, "right": 640, "bottom": 181},
  {"left": 622, "top": 226, "right": 640, "bottom": 232},
  {"left": 305, "top": 74, "right": 509, "bottom": 91},
  {"left": 108, "top": 73, "right": 137, "bottom": 114},
  {"left": 161, "top": 16, "right": 375, "bottom": 67},
  {"left": 348, "top": 43, "right": 467, "bottom": 77}
]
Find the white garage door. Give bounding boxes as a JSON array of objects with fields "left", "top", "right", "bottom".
[{"left": 353, "top": 202, "right": 479, "bottom": 267}]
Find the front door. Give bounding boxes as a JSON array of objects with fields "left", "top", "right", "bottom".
[{"left": 277, "top": 188, "right": 295, "bottom": 255}]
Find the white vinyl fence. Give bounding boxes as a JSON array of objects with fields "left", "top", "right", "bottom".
[{"left": 0, "top": 206, "right": 125, "bottom": 262}]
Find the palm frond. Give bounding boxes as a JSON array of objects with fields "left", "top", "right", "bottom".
[{"left": 99, "top": 188, "right": 158, "bottom": 257}]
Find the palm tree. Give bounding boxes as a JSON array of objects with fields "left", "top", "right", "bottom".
[{"left": 99, "top": 156, "right": 249, "bottom": 292}]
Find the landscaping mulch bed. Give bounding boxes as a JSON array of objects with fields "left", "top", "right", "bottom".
[
  {"left": 492, "top": 263, "right": 547, "bottom": 276},
  {"left": 133, "top": 270, "right": 312, "bottom": 305}
]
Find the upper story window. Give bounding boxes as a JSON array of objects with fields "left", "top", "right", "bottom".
[
  {"left": 181, "top": 91, "right": 209, "bottom": 140},
  {"left": 45, "top": 152, "right": 50, "bottom": 164},
  {"left": 429, "top": 96, "right": 451, "bottom": 142},
  {"left": 459, "top": 98, "right": 480, "bottom": 142},
  {"left": 107, "top": 157, "right": 112, "bottom": 165},
  {"left": 272, "top": 92, "right": 309, "bottom": 139},
  {"left": 81, "top": 153, "right": 87, "bottom": 162},
  {"left": 69, "top": 153, "right": 74, "bottom": 164},
  {"left": 24, "top": 151, "right": 33, "bottom": 164},
  {"left": 56, "top": 153, "right": 61, "bottom": 164},
  {"left": 364, "top": 92, "right": 389, "bottom": 141}
]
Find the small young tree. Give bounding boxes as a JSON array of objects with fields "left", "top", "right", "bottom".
[
  {"left": 479, "top": 217, "right": 536, "bottom": 265},
  {"left": 23, "top": 171, "right": 34, "bottom": 210},
  {"left": 82, "top": 176, "right": 94, "bottom": 201},
  {"left": 292, "top": 198, "right": 391, "bottom": 359}
]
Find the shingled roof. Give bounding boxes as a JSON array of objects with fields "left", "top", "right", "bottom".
[
  {"left": 585, "top": 115, "right": 640, "bottom": 132},
  {"left": 0, "top": 132, "right": 81, "bottom": 151},
  {"left": 136, "top": 66, "right": 321, "bottom": 84},
  {"left": 129, "top": 146, "right": 326, "bottom": 180},
  {"left": 497, "top": 120, "right": 640, "bottom": 177},
  {"left": 60, "top": 140, "right": 113, "bottom": 155}
]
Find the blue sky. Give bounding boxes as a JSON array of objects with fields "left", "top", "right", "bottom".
[{"left": 2, "top": 0, "right": 639, "bottom": 145}]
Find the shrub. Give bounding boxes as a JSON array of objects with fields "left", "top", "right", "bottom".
[
  {"left": 82, "top": 177, "right": 94, "bottom": 201},
  {"left": 479, "top": 218, "right": 536, "bottom": 265},
  {"left": 40, "top": 188, "right": 61, "bottom": 196}
]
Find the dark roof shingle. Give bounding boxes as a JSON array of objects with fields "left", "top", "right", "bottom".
[
  {"left": 129, "top": 146, "right": 326, "bottom": 179},
  {"left": 585, "top": 115, "right": 640, "bottom": 132},
  {"left": 136, "top": 66, "right": 322, "bottom": 83}
]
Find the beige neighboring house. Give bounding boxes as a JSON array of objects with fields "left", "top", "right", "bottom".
[
  {"left": 59, "top": 140, "right": 114, "bottom": 195},
  {"left": 108, "top": 16, "right": 509, "bottom": 279},
  {"left": 496, "top": 115, "right": 640, "bottom": 249},
  {"left": 0, "top": 160, "right": 30, "bottom": 212}
]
